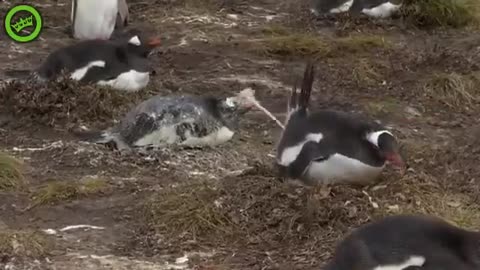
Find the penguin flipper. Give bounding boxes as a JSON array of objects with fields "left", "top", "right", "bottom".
[{"left": 288, "top": 140, "right": 331, "bottom": 180}]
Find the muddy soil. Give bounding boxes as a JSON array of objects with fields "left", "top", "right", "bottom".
[{"left": 1, "top": 0, "right": 480, "bottom": 269}]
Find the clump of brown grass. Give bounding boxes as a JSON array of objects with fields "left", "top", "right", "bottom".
[
  {"left": 352, "top": 58, "right": 383, "bottom": 87},
  {"left": 252, "top": 26, "right": 389, "bottom": 58},
  {"left": 0, "top": 76, "right": 149, "bottom": 129},
  {"left": 401, "top": 0, "right": 480, "bottom": 28},
  {"left": 0, "top": 152, "right": 25, "bottom": 190},
  {"left": 0, "top": 229, "right": 53, "bottom": 259},
  {"left": 31, "top": 177, "right": 109, "bottom": 206},
  {"left": 423, "top": 72, "right": 480, "bottom": 109},
  {"left": 144, "top": 181, "right": 234, "bottom": 242}
]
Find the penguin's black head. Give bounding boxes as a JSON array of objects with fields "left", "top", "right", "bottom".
[
  {"left": 114, "top": 28, "right": 161, "bottom": 58},
  {"left": 367, "top": 130, "right": 405, "bottom": 168}
]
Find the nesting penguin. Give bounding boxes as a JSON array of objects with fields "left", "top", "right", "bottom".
[
  {"left": 71, "top": 0, "right": 129, "bottom": 40},
  {"left": 324, "top": 214, "right": 480, "bottom": 270},
  {"left": 275, "top": 62, "right": 405, "bottom": 186},
  {"left": 3, "top": 30, "right": 161, "bottom": 92},
  {"left": 74, "top": 88, "right": 258, "bottom": 150},
  {"left": 311, "top": 0, "right": 402, "bottom": 18}
]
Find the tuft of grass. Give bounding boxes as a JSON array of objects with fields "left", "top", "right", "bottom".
[
  {"left": 365, "top": 98, "right": 402, "bottom": 117},
  {"left": 252, "top": 26, "right": 389, "bottom": 58},
  {"left": 352, "top": 58, "right": 383, "bottom": 87},
  {"left": 423, "top": 72, "right": 480, "bottom": 109},
  {"left": 31, "top": 177, "right": 109, "bottom": 206},
  {"left": 0, "top": 152, "right": 25, "bottom": 190},
  {"left": 144, "top": 181, "right": 234, "bottom": 241},
  {"left": 401, "top": 0, "right": 480, "bottom": 28},
  {"left": 0, "top": 229, "right": 53, "bottom": 259}
]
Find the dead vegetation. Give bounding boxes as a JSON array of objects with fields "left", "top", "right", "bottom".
[
  {"left": 401, "top": 0, "right": 480, "bottom": 28},
  {"left": 30, "top": 177, "right": 109, "bottom": 206},
  {"left": 0, "top": 229, "right": 53, "bottom": 259},
  {"left": 423, "top": 71, "right": 480, "bottom": 110},
  {"left": 251, "top": 25, "right": 390, "bottom": 58},
  {"left": 0, "top": 77, "right": 150, "bottom": 129},
  {"left": 0, "top": 152, "right": 25, "bottom": 191}
]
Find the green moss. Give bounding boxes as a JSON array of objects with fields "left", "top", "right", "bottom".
[
  {"left": 253, "top": 27, "right": 389, "bottom": 58},
  {"left": 0, "top": 152, "right": 25, "bottom": 190},
  {"left": 402, "top": 0, "right": 480, "bottom": 28},
  {"left": 32, "top": 178, "right": 109, "bottom": 206}
]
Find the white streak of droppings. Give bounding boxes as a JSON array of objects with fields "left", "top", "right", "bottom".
[
  {"left": 330, "top": 0, "right": 354, "bottom": 13},
  {"left": 70, "top": 60, "right": 106, "bottom": 81},
  {"left": 226, "top": 14, "right": 239, "bottom": 20},
  {"left": 128, "top": 35, "right": 141, "bottom": 46},
  {"left": 12, "top": 141, "right": 64, "bottom": 152},
  {"left": 373, "top": 255, "right": 425, "bottom": 270},
  {"left": 43, "top": 229, "right": 57, "bottom": 235},
  {"left": 60, "top": 224, "right": 105, "bottom": 232}
]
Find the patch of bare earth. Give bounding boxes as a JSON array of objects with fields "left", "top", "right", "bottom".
[{"left": 1, "top": 0, "right": 480, "bottom": 269}]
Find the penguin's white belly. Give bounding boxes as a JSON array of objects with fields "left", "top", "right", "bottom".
[
  {"left": 305, "top": 153, "right": 384, "bottom": 185},
  {"left": 73, "top": 0, "right": 118, "bottom": 40},
  {"left": 133, "top": 125, "right": 234, "bottom": 148},
  {"left": 362, "top": 2, "right": 401, "bottom": 18},
  {"left": 97, "top": 70, "right": 150, "bottom": 92}
]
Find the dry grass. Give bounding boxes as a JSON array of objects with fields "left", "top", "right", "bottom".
[
  {"left": 0, "top": 152, "right": 25, "bottom": 190},
  {"left": 352, "top": 58, "right": 383, "bottom": 87},
  {"left": 144, "top": 181, "right": 234, "bottom": 242},
  {"left": 401, "top": 0, "right": 480, "bottom": 28},
  {"left": 31, "top": 177, "right": 109, "bottom": 206},
  {"left": 364, "top": 98, "right": 401, "bottom": 117},
  {"left": 423, "top": 71, "right": 480, "bottom": 109},
  {"left": 252, "top": 26, "right": 390, "bottom": 58},
  {"left": 0, "top": 229, "right": 53, "bottom": 259}
]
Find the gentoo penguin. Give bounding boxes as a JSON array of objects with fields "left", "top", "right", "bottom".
[
  {"left": 324, "top": 214, "right": 480, "bottom": 270},
  {"left": 71, "top": 0, "right": 129, "bottom": 40},
  {"left": 74, "top": 89, "right": 258, "bottom": 150},
  {"left": 3, "top": 31, "right": 161, "bottom": 92},
  {"left": 311, "top": 0, "right": 402, "bottom": 18},
  {"left": 275, "top": 62, "right": 405, "bottom": 186}
]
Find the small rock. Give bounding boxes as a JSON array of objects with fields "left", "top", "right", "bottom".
[{"left": 404, "top": 106, "right": 421, "bottom": 117}]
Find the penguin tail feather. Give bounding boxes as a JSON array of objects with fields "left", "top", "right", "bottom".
[{"left": 299, "top": 61, "right": 314, "bottom": 111}]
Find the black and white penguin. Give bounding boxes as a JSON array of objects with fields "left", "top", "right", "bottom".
[
  {"left": 71, "top": 0, "right": 129, "bottom": 40},
  {"left": 311, "top": 0, "right": 402, "bottom": 18},
  {"left": 275, "top": 62, "right": 405, "bottom": 186},
  {"left": 3, "top": 30, "right": 161, "bottom": 92},
  {"left": 324, "top": 214, "right": 480, "bottom": 270},
  {"left": 74, "top": 89, "right": 258, "bottom": 150}
]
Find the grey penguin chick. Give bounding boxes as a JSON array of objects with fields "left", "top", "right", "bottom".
[
  {"left": 324, "top": 214, "right": 480, "bottom": 270},
  {"left": 75, "top": 88, "right": 258, "bottom": 150}
]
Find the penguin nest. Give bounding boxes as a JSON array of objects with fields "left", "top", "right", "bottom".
[
  {"left": 141, "top": 163, "right": 375, "bottom": 256},
  {"left": 0, "top": 77, "right": 148, "bottom": 129}
]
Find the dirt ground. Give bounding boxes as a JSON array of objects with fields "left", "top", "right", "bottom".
[{"left": 1, "top": 0, "right": 480, "bottom": 269}]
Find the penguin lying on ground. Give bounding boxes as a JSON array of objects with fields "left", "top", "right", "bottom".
[
  {"left": 324, "top": 214, "right": 480, "bottom": 270},
  {"left": 74, "top": 88, "right": 259, "bottom": 150},
  {"left": 275, "top": 62, "right": 405, "bottom": 186},
  {"left": 3, "top": 30, "right": 161, "bottom": 92},
  {"left": 311, "top": 0, "right": 402, "bottom": 18},
  {"left": 71, "top": 0, "right": 129, "bottom": 40}
]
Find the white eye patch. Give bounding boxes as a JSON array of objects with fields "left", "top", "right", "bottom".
[
  {"left": 128, "top": 35, "right": 141, "bottom": 46},
  {"left": 366, "top": 130, "right": 394, "bottom": 147},
  {"left": 225, "top": 97, "right": 236, "bottom": 107}
]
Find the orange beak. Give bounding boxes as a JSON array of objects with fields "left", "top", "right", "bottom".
[{"left": 147, "top": 37, "right": 161, "bottom": 47}]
